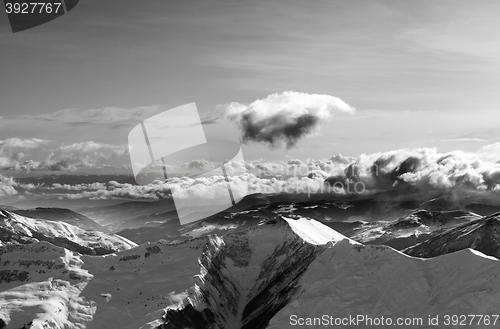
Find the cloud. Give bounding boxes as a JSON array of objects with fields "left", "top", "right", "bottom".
[
  {"left": 17, "top": 183, "right": 40, "bottom": 190},
  {"left": 325, "top": 145, "right": 500, "bottom": 196},
  {"left": 57, "top": 180, "right": 172, "bottom": 200},
  {"left": 222, "top": 91, "right": 355, "bottom": 148},
  {"left": 187, "top": 159, "right": 215, "bottom": 171},
  {"left": 37, "top": 142, "right": 127, "bottom": 171},
  {"left": 18, "top": 143, "right": 500, "bottom": 205},
  {"left": 0, "top": 174, "right": 18, "bottom": 196},
  {"left": 330, "top": 154, "right": 355, "bottom": 164},
  {"left": 0, "top": 157, "right": 21, "bottom": 171},
  {"left": 0, "top": 139, "right": 129, "bottom": 172},
  {"left": 0, "top": 106, "right": 170, "bottom": 151},
  {"left": 0, "top": 138, "right": 52, "bottom": 171},
  {"left": 477, "top": 142, "right": 500, "bottom": 155},
  {"left": 60, "top": 174, "right": 325, "bottom": 201},
  {"left": 439, "top": 138, "right": 488, "bottom": 143},
  {"left": 45, "top": 182, "right": 108, "bottom": 191},
  {"left": 0, "top": 138, "right": 50, "bottom": 151},
  {"left": 50, "top": 165, "right": 334, "bottom": 201},
  {"left": 57, "top": 141, "right": 127, "bottom": 155},
  {"left": 19, "top": 106, "right": 164, "bottom": 125}
]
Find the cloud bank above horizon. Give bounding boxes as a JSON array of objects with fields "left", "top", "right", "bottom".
[{"left": 1, "top": 143, "right": 499, "bottom": 209}]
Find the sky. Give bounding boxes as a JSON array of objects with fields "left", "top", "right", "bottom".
[{"left": 1, "top": 0, "right": 500, "bottom": 173}]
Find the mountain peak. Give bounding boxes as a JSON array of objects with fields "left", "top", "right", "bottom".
[
  {"left": 157, "top": 217, "right": 343, "bottom": 329},
  {"left": 12, "top": 207, "right": 106, "bottom": 232}
]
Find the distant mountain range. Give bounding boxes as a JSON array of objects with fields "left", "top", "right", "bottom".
[
  {"left": 113, "top": 191, "right": 500, "bottom": 246},
  {"left": 77, "top": 199, "right": 178, "bottom": 232}
]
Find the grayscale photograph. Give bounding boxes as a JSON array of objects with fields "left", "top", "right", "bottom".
[{"left": 1, "top": 1, "right": 500, "bottom": 328}]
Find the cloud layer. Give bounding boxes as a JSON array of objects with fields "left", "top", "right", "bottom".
[
  {"left": 19, "top": 106, "right": 163, "bottom": 125},
  {"left": 0, "top": 139, "right": 128, "bottom": 172},
  {"left": 223, "top": 91, "right": 355, "bottom": 148},
  {"left": 2, "top": 144, "right": 500, "bottom": 207}
]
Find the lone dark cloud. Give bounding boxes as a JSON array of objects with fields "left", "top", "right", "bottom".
[
  {"left": 223, "top": 91, "right": 354, "bottom": 148},
  {"left": 240, "top": 112, "right": 318, "bottom": 148}
]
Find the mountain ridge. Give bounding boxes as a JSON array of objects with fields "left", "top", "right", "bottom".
[
  {"left": 403, "top": 211, "right": 500, "bottom": 259},
  {"left": 0, "top": 208, "right": 136, "bottom": 255},
  {"left": 12, "top": 207, "right": 106, "bottom": 232}
]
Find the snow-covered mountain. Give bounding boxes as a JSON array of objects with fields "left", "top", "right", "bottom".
[
  {"left": 404, "top": 211, "right": 500, "bottom": 259},
  {"left": 12, "top": 207, "right": 107, "bottom": 232},
  {"left": 0, "top": 242, "right": 95, "bottom": 329},
  {"left": 155, "top": 217, "right": 352, "bottom": 329},
  {"left": 0, "top": 209, "right": 136, "bottom": 255},
  {"left": 154, "top": 216, "right": 500, "bottom": 329},
  {"left": 2, "top": 210, "right": 500, "bottom": 329}
]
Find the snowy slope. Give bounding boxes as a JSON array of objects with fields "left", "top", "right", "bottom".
[
  {"left": 268, "top": 242, "right": 500, "bottom": 329},
  {"left": 0, "top": 242, "right": 95, "bottom": 329},
  {"left": 0, "top": 209, "right": 137, "bottom": 255},
  {"left": 0, "top": 238, "right": 206, "bottom": 329},
  {"left": 13, "top": 207, "right": 107, "bottom": 232},
  {"left": 283, "top": 216, "right": 359, "bottom": 245},
  {"left": 79, "top": 239, "right": 205, "bottom": 329}
]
